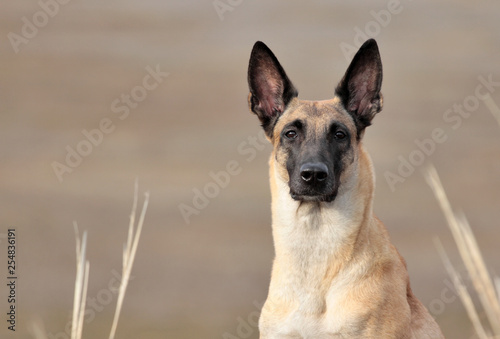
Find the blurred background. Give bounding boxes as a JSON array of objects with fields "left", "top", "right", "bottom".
[{"left": 1, "top": 1, "right": 500, "bottom": 338}]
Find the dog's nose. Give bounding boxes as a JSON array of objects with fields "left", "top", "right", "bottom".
[{"left": 300, "top": 163, "right": 329, "bottom": 183}]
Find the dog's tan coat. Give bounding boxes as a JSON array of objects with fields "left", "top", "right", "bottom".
[{"left": 259, "top": 97, "right": 444, "bottom": 338}]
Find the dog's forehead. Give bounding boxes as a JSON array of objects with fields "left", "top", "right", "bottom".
[{"left": 275, "top": 97, "right": 356, "bottom": 134}]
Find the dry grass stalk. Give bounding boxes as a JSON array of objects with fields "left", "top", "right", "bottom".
[
  {"left": 482, "top": 94, "right": 500, "bottom": 128},
  {"left": 424, "top": 165, "right": 500, "bottom": 337},
  {"left": 434, "top": 237, "right": 489, "bottom": 339},
  {"left": 108, "top": 181, "right": 150, "bottom": 339},
  {"left": 496, "top": 277, "right": 500, "bottom": 304},
  {"left": 72, "top": 222, "right": 90, "bottom": 339},
  {"left": 30, "top": 183, "right": 149, "bottom": 339}
]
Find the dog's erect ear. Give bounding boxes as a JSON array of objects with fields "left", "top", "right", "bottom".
[
  {"left": 248, "top": 41, "right": 298, "bottom": 137},
  {"left": 335, "top": 39, "right": 383, "bottom": 134}
]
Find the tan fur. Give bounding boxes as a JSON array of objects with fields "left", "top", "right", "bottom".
[{"left": 259, "top": 98, "right": 444, "bottom": 338}]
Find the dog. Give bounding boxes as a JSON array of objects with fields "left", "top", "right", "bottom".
[{"left": 246, "top": 39, "right": 445, "bottom": 338}]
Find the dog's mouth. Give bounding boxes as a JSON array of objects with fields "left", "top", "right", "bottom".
[{"left": 290, "top": 191, "right": 337, "bottom": 203}]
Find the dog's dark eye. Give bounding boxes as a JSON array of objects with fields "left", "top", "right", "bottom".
[
  {"left": 284, "top": 130, "right": 298, "bottom": 139},
  {"left": 334, "top": 130, "right": 347, "bottom": 140}
]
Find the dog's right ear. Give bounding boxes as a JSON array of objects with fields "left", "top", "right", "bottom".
[{"left": 247, "top": 41, "right": 298, "bottom": 138}]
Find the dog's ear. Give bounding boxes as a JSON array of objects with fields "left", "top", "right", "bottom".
[
  {"left": 248, "top": 41, "right": 298, "bottom": 137},
  {"left": 335, "top": 39, "right": 383, "bottom": 134}
]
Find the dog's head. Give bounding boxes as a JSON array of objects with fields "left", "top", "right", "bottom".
[{"left": 247, "top": 39, "right": 383, "bottom": 203}]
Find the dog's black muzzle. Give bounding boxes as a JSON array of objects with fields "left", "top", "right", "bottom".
[{"left": 289, "top": 161, "right": 337, "bottom": 202}]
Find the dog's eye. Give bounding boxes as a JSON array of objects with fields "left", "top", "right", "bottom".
[
  {"left": 284, "top": 130, "right": 298, "bottom": 139},
  {"left": 334, "top": 131, "right": 347, "bottom": 140}
]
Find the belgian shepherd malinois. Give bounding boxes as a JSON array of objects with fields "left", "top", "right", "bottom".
[{"left": 247, "top": 39, "right": 444, "bottom": 338}]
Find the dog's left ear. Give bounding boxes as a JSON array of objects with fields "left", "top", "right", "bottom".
[
  {"left": 248, "top": 41, "right": 298, "bottom": 138},
  {"left": 335, "top": 39, "right": 383, "bottom": 134}
]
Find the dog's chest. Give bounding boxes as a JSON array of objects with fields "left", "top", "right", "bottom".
[
  {"left": 265, "top": 275, "right": 357, "bottom": 338},
  {"left": 266, "top": 207, "right": 364, "bottom": 337},
  {"left": 275, "top": 313, "right": 344, "bottom": 338}
]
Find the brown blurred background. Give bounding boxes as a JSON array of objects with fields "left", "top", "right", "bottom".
[{"left": 1, "top": 1, "right": 500, "bottom": 338}]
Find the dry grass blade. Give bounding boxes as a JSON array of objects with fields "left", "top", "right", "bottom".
[
  {"left": 108, "top": 183, "right": 150, "bottom": 339},
  {"left": 496, "top": 277, "right": 500, "bottom": 304},
  {"left": 424, "top": 165, "right": 500, "bottom": 337},
  {"left": 434, "top": 237, "right": 488, "bottom": 339},
  {"left": 31, "top": 183, "right": 149, "bottom": 339},
  {"left": 71, "top": 222, "right": 90, "bottom": 339},
  {"left": 482, "top": 94, "right": 500, "bottom": 128},
  {"left": 455, "top": 211, "right": 500, "bottom": 332}
]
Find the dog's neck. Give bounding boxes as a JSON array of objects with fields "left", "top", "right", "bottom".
[{"left": 269, "top": 145, "right": 376, "bottom": 270}]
